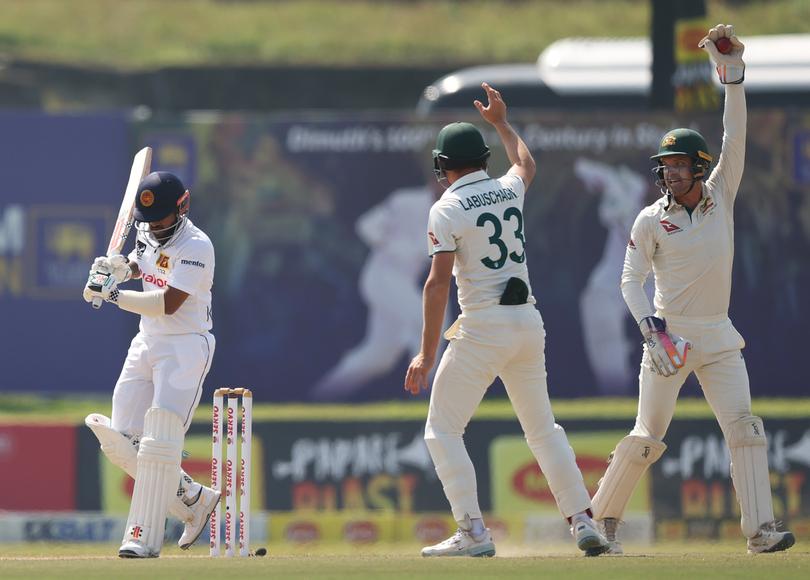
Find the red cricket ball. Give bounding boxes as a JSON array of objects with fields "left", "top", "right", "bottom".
[{"left": 715, "top": 37, "right": 732, "bottom": 54}]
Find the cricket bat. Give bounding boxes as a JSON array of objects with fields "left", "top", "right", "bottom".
[{"left": 90, "top": 146, "right": 153, "bottom": 309}]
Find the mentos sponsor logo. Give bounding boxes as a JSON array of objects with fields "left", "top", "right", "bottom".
[
  {"left": 143, "top": 273, "right": 168, "bottom": 288},
  {"left": 285, "top": 521, "right": 320, "bottom": 543},
  {"left": 181, "top": 259, "right": 205, "bottom": 268},
  {"left": 343, "top": 520, "right": 378, "bottom": 543},
  {"left": 414, "top": 517, "right": 450, "bottom": 543}
]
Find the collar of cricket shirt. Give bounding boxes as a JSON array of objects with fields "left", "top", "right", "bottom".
[{"left": 445, "top": 170, "right": 490, "bottom": 195}]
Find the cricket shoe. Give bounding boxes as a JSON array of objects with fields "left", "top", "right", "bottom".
[
  {"left": 593, "top": 517, "right": 623, "bottom": 555},
  {"left": 571, "top": 517, "right": 609, "bottom": 556},
  {"left": 179, "top": 485, "right": 222, "bottom": 550},
  {"left": 747, "top": 521, "right": 796, "bottom": 554},
  {"left": 421, "top": 528, "right": 496, "bottom": 558},
  {"left": 119, "top": 540, "right": 159, "bottom": 558}
]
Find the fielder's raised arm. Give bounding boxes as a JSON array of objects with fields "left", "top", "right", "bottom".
[{"left": 474, "top": 82, "right": 536, "bottom": 189}]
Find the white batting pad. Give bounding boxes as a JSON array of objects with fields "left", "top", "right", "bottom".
[
  {"left": 592, "top": 434, "right": 666, "bottom": 520},
  {"left": 85, "top": 413, "right": 139, "bottom": 478},
  {"left": 121, "top": 408, "right": 185, "bottom": 556},
  {"left": 85, "top": 413, "right": 193, "bottom": 524},
  {"left": 525, "top": 423, "right": 592, "bottom": 517},
  {"left": 727, "top": 416, "right": 774, "bottom": 537},
  {"left": 424, "top": 432, "right": 481, "bottom": 521}
]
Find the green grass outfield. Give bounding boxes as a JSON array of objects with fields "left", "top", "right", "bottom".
[
  {"left": 2, "top": 395, "right": 809, "bottom": 424},
  {"left": 0, "top": 541, "right": 808, "bottom": 580},
  {"left": 0, "top": 0, "right": 807, "bottom": 68}
]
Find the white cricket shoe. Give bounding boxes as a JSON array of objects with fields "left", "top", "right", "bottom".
[
  {"left": 571, "top": 517, "right": 609, "bottom": 556},
  {"left": 179, "top": 485, "right": 222, "bottom": 550},
  {"left": 596, "top": 517, "right": 624, "bottom": 555},
  {"left": 747, "top": 521, "right": 796, "bottom": 554},
  {"left": 119, "top": 540, "right": 158, "bottom": 558},
  {"left": 421, "top": 528, "right": 496, "bottom": 558}
]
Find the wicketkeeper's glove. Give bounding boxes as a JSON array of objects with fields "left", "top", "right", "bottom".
[
  {"left": 639, "top": 316, "right": 691, "bottom": 377},
  {"left": 699, "top": 23, "right": 745, "bottom": 84}
]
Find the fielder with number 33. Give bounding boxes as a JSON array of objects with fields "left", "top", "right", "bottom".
[
  {"left": 83, "top": 171, "right": 220, "bottom": 558},
  {"left": 404, "top": 82, "right": 609, "bottom": 558},
  {"left": 591, "top": 25, "right": 795, "bottom": 555}
]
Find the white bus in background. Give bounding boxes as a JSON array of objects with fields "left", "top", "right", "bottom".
[{"left": 417, "top": 33, "right": 810, "bottom": 114}]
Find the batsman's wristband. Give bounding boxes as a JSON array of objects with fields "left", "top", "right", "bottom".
[{"left": 109, "top": 289, "right": 165, "bottom": 317}]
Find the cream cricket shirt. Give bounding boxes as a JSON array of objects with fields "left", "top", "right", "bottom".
[
  {"left": 622, "top": 85, "right": 747, "bottom": 322},
  {"left": 128, "top": 218, "right": 215, "bottom": 335},
  {"left": 427, "top": 170, "right": 535, "bottom": 310}
]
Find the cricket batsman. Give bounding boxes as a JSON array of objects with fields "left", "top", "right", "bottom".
[
  {"left": 591, "top": 24, "right": 795, "bottom": 555},
  {"left": 83, "top": 172, "right": 219, "bottom": 557}
]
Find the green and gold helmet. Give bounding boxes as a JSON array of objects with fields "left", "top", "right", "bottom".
[
  {"left": 432, "top": 122, "right": 490, "bottom": 180},
  {"left": 651, "top": 128, "right": 713, "bottom": 179}
]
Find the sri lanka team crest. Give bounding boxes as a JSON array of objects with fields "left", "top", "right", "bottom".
[
  {"left": 140, "top": 190, "right": 155, "bottom": 207},
  {"left": 156, "top": 253, "right": 170, "bottom": 269}
]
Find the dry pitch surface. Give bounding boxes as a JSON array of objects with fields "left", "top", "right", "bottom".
[{"left": 1, "top": 541, "right": 808, "bottom": 580}]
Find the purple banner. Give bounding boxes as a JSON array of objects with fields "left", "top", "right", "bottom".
[
  {"left": 3, "top": 109, "right": 809, "bottom": 401},
  {"left": 136, "top": 110, "right": 810, "bottom": 401}
]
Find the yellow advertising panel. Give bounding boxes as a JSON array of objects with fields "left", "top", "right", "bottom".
[{"left": 490, "top": 431, "right": 651, "bottom": 514}]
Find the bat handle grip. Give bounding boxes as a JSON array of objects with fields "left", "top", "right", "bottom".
[{"left": 92, "top": 296, "right": 103, "bottom": 310}]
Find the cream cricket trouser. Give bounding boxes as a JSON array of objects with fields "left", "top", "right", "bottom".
[
  {"left": 631, "top": 315, "right": 750, "bottom": 441},
  {"left": 111, "top": 331, "right": 216, "bottom": 436},
  {"left": 424, "top": 304, "right": 592, "bottom": 523},
  {"left": 606, "top": 315, "right": 774, "bottom": 536}
]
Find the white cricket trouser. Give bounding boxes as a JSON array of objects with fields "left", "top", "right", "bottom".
[
  {"left": 111, "top": 331, "right": 215, "bottom": 436},
  {"left": 617, "top": 314, "right": 775, "bottom": 536},
  {"left": 631, "top": 315, "right": 750, "bottom": 441},
  {"left": 425, "top": 304, "right": 592, "bottom": 522}
]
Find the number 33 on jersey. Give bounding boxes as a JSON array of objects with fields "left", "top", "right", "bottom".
[{"left": 427, "top": 170, "right": 533, "bottom": 310}]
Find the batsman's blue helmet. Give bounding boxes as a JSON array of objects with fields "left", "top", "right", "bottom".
[{"left": 134, "top": 172, "right": 190, "bottom": 223}]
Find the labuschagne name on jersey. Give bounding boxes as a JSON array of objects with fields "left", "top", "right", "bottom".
[{"left": 459, "top": 187, "right": 518, "bottom": 211}]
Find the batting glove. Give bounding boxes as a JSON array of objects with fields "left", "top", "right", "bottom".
[
  {"left": 107, "top": 254, "right": 132, "bottom": 283},
  {"left": 83, "top": 269, "right": 119, "bottom": 303}
]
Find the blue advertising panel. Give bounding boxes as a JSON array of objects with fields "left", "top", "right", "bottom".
[
  {"left": 3, "top": 108, "right": 809, "bottom": 400},
  {"left": 0, "top": 112, "right": 134, "bottom": 393}
]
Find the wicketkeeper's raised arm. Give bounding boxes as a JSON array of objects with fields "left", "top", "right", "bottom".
[{"left": 700, "top": 24, "right": 747, "bottom": 199}]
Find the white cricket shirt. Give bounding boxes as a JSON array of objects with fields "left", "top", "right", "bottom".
[
  {"left": 622, "top": 85, "right": 746, "bottom": 322},
  {"left": 128, "top": 218, "right": 215, "bottom": 335},
  {"left": 427, "top": 170, "right": 535, "bottom": 310}
]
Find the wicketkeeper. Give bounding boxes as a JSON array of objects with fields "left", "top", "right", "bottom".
[{"left": 591, "top": 24, "right": 795, "bottom": 555}]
